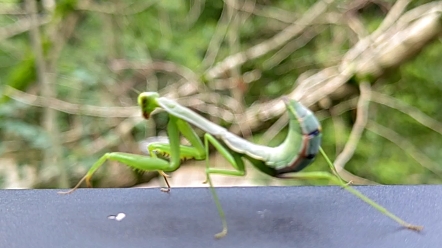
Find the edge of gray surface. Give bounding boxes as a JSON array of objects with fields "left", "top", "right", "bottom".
[{"left": 0, "top": 186, "right": 438, "bottom": 248}]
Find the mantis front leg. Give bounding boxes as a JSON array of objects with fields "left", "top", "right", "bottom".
[
  {"left": 59, "top": 116, "right": 206, "bottom": 194},
  {"left": 58, "top": 152, "right": 173, "bottom": 194}
]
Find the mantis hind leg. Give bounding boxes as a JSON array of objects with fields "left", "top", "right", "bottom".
[
  {"left": 203, "top": 133, "right": 246, "bottom": 239},
  {"left": 277, "top": 171, "right": 423, "bottom": 231},
  {"left": 319, "top": 147, "right": 346, "bottom": 185}
]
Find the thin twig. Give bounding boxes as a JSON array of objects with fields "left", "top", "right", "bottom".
[
  {"left": 330, "top": 113, "right": 347, "bottom": 155},
  {"left": 331, "top": 97, "right": 359, "bottom": 116},
  {"left": 205, "top": 0, "right": 336, "bottom": 80},
  {"left": 260, "top": 113, "right": 289, "bottom": 144},
  {"left": 185, "top": 0, "right": 205, "bottom": 29},
  {"left": 225, "top": 0, "right": 296, "bottom": 24},
  {"left": 0, "top": 3, "right": 26, "bottom": 15},
  {"left": 333, "top": 82, "right": 377, "bottom": 184},
  {"left": 371, "top": 0, "right": 411, "bottom": 38},
  {"left": 201, "top": 1, "right": 234, "bottom": 69},
  {"left": 4, "top": 86, "right": 236, "bottom": 124},
  {"left": 227, "top": 0, "right": 253, "bottom": 139},
  {"left": 4, "top": 85, "right": 140, "bottom": 117},
  {"left": 366, "top": 120, "right": 442, "bottom": 178},
  {"left": 230, "top": 2, "right": 442, "bottom": 134},
  {"left": 86, "top": 118, "right": 142, "bottom": 155},
  {"left": 262, "top": 26, "right": 325, "bottom": 70},
  {"left": 26, "top": 0, "right": 65, "bottom": 188},
  {"left": 0, "top": 16, "right": 50, "bottom": 41},
  {"left": 370, "top": 91, "right": 442, "bottom": 135},
  {"left": 109, "top": 60, "right": 202, "bottom": 93},
  {"left": 76, "top": 0, "right": 159, "bottom": 15}
]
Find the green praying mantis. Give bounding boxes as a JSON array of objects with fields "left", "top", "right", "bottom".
[{"left": 60, "top": 92, "right": 423, "bottom": 238}]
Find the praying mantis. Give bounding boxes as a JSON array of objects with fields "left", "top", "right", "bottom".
[{"left": 60, "top": 92, "right": 423, "bottom": 238}]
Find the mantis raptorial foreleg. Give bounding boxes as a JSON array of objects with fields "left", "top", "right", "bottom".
[
  {"left": 59, "top": 115, "right": 206, "bottom": 194},
  {"left": 58, "top": 152, "right": 171, "bottom": 194}
]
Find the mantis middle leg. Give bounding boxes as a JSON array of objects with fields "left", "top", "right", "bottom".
[{"left": 203, "top": 133, "right": 247, "bottom": 239}]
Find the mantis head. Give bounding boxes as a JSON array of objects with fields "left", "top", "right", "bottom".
[{"left": 138, "top": 92, "right": 161, "bottom": 119}]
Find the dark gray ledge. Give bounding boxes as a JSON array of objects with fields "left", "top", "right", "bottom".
[{"left": 0, "top": 186, "right": 438, "bottom": 248}]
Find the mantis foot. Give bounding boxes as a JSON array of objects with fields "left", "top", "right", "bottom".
[
  {"left": 58, "top": 175, "right": 88, "bottom": 195},
  {"left": 405, "top": 223, "right": 424, "bottom": 232},
  {"left": 214, "top": 227, "right": 227, "bottom": 239},
  {"left": 159, "top": 171, "right": 171, "bottom": 193}
]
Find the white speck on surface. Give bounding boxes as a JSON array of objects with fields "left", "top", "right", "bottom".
[
  {"left": 115, "top": 213, "right": 126, "bottom": 221},
  {"left": 108, "top": 213, "right": 126, "bottom": 221},
  {"left": 257, "top": 209, "right": 269, "bottom": 218}
]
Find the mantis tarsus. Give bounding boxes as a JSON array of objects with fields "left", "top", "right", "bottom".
[{"left": 60, "top": 92, "right": 423, "bottom": 238}]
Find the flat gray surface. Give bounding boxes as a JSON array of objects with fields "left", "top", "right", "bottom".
[{"left": 0, "top": 186, "right": 438, "bottom": 248}]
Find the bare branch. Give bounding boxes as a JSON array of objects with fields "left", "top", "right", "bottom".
[
  {"left": 330, "top": 111, "right": 346, "bottom": 154},
  {"left": 366, "top": 120, "right": 442, "bottom": 178},
  {"left": 370, "top": 91, "right": 442, "bottom": 136},
  {"left": 26, "top": 0, "right": 65, "bottom": 188},
  {"left": 86, "top": 118, "right": 142, "bottom": 155},
  {"left": 76, "top": 0, "right": 159, "bottom": 15},
  {"left": 333, "top": 82, "right": 377, "bottom": 184},
  {"left": 231, "top": 2, "right": 442, "bottom": 134},
  {"left": 262, "top": 26, "right": 325, "bottom": 70},
  {"left": 260, "top": 113, "right": 289, "bottom": 144},
  {"left": 0, "top": 3, "right": 26, "bottom": 15},
  {"left": 0, "top": 16, "right": 50, "bottom": 41},
  {"left": 371, "top": 0, "right": 411, "bottom": 38},
  {"left": 225, "top": 0, "right": 297, "bottom": 23},
  {"left": 109, "top": 59, "right": 202, "bottom": 95},
  {"left": 185, "top": 0, "right": 205, "bottom": 29},
  {"left": 4, "top": 86, "right": 235, "bottom": 122},
  {"left": 204, "top": 0, "right": 336, "bottom": 80},
  {"left": 201, "top": 2, "right": 232, "bottom": 68},
  {"left": 4, "top": 86, "right": 140, "bottom": 118}
]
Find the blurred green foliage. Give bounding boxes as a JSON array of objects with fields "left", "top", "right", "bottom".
[{"left": 0, "top": 0, "right": 441, "bottom": 188}]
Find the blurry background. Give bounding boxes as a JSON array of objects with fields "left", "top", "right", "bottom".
[{"left": 0, "top": 0, "right": 441, "bottom": 189}]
